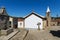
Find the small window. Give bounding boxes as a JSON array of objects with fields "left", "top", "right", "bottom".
[
  {"left": 1, "top": 17, "right": 4, "bottom": 21},
  {"left": 9, "top": 21, "right": 11, "bottom": 25},
  {"left": 20, "top": 23, "right": 22, "bottom": 25},
  {"left": 9, "top": 26, "right": 11, "bottom": 28},
  {"left": 48, "top": 13, "right": 49, "bottom": 17}
]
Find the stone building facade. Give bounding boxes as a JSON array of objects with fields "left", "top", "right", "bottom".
[{"left": 0, "top": 7, "right": 9, "bottom": 30}]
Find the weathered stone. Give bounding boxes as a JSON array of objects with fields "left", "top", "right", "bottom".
[{"left": 1, "top": 28, "right": 13, "bottom": 35}]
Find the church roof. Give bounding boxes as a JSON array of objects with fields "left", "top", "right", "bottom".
[
  {"left": 24, "top": 12, "right": 46, "bottom": 19},
  {"left": 0, "top": 7, "right": 8, "bottom": 16},
  {"left": 46, "top": 6, "right": 50, "bottom": 12}
]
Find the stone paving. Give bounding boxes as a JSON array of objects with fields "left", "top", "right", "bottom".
[
  {"left": 0, "top": 29, "right": 18, "bottom": 40},
  {"left": 0, "top": 26, "right": 60, "bottom": 40},
  {"left": 10, "top": 29, "right": 28, "bottom": 40},
  {"left": 24, "top": 26, "right": 60, "bottom": 40}
]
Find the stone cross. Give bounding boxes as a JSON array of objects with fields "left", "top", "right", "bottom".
[{"left": 37, "top": 22, "right": 41, "bottom": 30}]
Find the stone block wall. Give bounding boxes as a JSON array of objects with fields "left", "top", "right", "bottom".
[
  {"left": 1, "top": 28, "right": 13, "bottom": 35},
  {"left": 51, "top": 22, "right": 57, "bottom": 26},
  {"left": 43, "top": 20, "right": 47, "bottom": 29}
]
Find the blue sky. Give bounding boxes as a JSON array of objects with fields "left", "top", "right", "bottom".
[{"left": 0, "top": 0, "right": 60, "bottom": 17}]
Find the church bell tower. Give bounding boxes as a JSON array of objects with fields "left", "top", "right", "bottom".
[{"left": 46, "top": 6, "right": 51, "bottom": 27}]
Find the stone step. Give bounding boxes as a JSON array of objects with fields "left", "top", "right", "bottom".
[
  {"left": 0, "top": 30, "right": 18, "bottom": 40},
  {"left": 10, "top": 30, "right": 28, "bottom": 40}
]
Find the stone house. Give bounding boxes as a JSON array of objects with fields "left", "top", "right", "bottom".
[
  {"left": 0, "top": 7, "right": 9, "bottom": 30},
  {"left": 51, "top": 17, "right": 60, "bottom": 26}
]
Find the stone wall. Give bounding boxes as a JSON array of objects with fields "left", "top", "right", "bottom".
[
  {"left": 9, "top": 17, "right": 13, "bottom": 28},
  {"left": 1, "top": 28, "right": 13, "bottom": 35},
  {"left": 43, "top": 20, "right": 47, "bottom": 29},
  {"left": 51, "top": 22, "right": 57, "bottom": 26}
]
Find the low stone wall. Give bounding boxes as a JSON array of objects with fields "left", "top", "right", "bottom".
[{"left": 1, "top": 28, "right": 13, "bottom": 35}]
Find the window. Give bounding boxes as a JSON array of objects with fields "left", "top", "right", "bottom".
[
  {"left": 47, "top": 13, "right": 49, "bottom": 17},
  {"left": 9, "top": 21, "right": 11, "bottom": 25},
  {"left": 20, "top": 23, "right": 22, "bottom": 26},
  {"left": 1, "top": 17, "right": 4, "bottom": 21}
]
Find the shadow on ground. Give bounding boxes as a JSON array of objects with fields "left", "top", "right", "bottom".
[{"left": 50, "top": 30, "right": 60, "bottom": 38}]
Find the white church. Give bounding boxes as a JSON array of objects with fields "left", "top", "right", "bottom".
[{"left": 18, "top": 7, "right": 50, "bottom": 30}]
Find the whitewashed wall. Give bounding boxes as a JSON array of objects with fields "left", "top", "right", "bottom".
[
  {"left": 25, "top": 14, "right": 43, "bottom": 29},
  {"left": 9, "top": 17, "right": 13, "bottom": 21},
  {"left": 18, "top": 21, "right": 23, "bottom": 28},
  {"left": 9, "top": 17, "right": 13, "bottom": 28}
]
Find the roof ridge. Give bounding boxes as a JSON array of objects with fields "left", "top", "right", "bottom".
[{"left": 24, "top": 11, "right": 45, "bottom": 19}]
